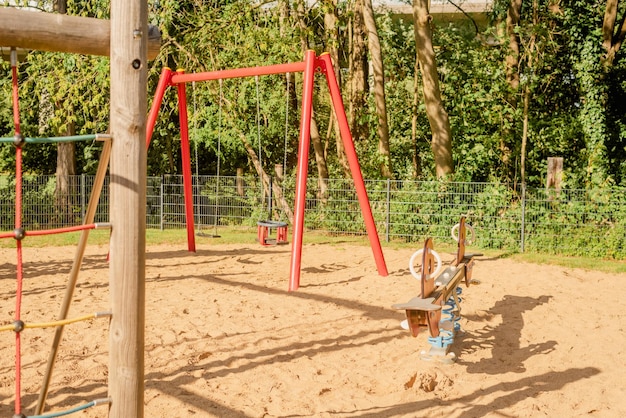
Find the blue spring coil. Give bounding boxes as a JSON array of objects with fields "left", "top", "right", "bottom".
[
  {"left": 428, "top": 329, "right": 454, "bottom": 348},
  {"left": 445, "top": 287, "right": 462, "bottom": 333},
  {"left": 427, "top": 287, "right": 463, "bottom": 350}
]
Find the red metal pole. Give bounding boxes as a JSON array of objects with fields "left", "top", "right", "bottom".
[
  {"left": 288, "top": 50, "right": 316, "bottom": 291},
  {"left": 171, "top": 62, "right": 307, "bottom": 84},
  {"left": 11, "top": 48, "right": 24, "bottom": 417},
  {"left": 176, "top": 70, "right": 196, "bottom": 252},
  {"left": 146, "top": 67, "right": 173, "bottom": 148},
  {"left": 317, "top": 53, "right": 388, "bottom": 277}
]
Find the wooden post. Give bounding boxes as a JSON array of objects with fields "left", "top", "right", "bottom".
[
  {"left": 35, "top": 137, "right": 112, "bottom": 415},
  {"left": 236, "top": 167, "right": 245, "bottom": 196},
  {"left": 546, "top": 157, "right": 563, "bottom": 192},
  {"left": 274, "top": 163, "right": 284, "bottom": 182},
  {"left": 109, "top": 1, "right": 147, "bottom": 417},
  {"left": 0, "top": 7, "right": 160, "bottom": 60}
]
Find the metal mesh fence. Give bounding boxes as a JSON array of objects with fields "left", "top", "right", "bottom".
[
  {"left": 521, "top": 186, "right": 626, "bottom": 258},
  {"left": 153, "top": 175, "right": 258, "bottom": 230},
  {"left": 0, "top": 175, "right": 110, "bottom": 230},
  {"left": 1, "top": 174, "right": 624, "bottom": 259}
]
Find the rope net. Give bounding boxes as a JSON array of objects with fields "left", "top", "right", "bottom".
[{"left": 2, "top": 49, "right": 110, "bottom": 418}]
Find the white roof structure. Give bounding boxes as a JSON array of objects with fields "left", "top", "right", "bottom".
[{"left": 373, "top": 0, "right": 493, "bottom": 16}]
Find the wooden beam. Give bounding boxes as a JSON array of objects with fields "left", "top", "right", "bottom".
[
  {"left": 0, "top": 7, "right": 160, "bottom": 59},
  {"left": 108, "top": 0, "right": 147, "bottom": 417}
]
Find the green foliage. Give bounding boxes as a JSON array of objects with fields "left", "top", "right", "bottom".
[
  {"left": 522, "top": 186, "right": 626, "bottom": 259},
  {"left": 2, "top": 0, "right": 624, "bottom": 193},
  {"left": 436, "top": 26, "right": 513, "bottom": 181},
  {"left": 147, "top": 0, "right": 304, "bottom": 177},
  {"left": 0, "top": 1, "right": 111, "bottom": 175}
]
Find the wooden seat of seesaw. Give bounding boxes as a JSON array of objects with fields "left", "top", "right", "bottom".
[{"left": 392, "top": 260, "right": 476, "bottom": 312}]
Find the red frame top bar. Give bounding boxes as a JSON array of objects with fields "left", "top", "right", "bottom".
[{"left": 170, "top": 61, "right": 308, "bottom": 84}]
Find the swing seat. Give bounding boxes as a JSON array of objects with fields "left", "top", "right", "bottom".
[{"left": 257, "top": 220, "right": 288, "bottom": 246}]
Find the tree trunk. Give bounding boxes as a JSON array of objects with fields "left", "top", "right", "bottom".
[
  {"left": 601, "top": 0, "right": 626, "bottom": 67},
  {"left": 278, "top": 0, "right": 290, "bottom": 35},
  {"left": 55, "top": 123, "right": 76, "bottom": 224},
  {"left": 310, "top": 112, "right": 329, "bottom": 200},
  {"left": 576, "top": 48, "right": 610, "bottom": 186},
  {"left": 363, "top": 0, "right": 393, "bottom": 178},
  {"left": 520, "top": 0, "right": 538, "bottom": 186},
  {"left": 506, "top": 0, "right": 522, "bottom": 91},
  {"left": 412, "top": 58, "right": 422, "bottom": 178},
  {"left": 166, "top": 136, "right": 175, "bottom": 173},
  {"left": 412, "top": 0, "right": 453, "bottom": 177},
  {"left": 501, "top": 0, "right": 522, "bottom": 177},
  {"left": 323, "top": 0, "right": 351, "bottom": 177},
  {"left": 53, "top": 0, "right": 76, "bottom": 225},
  {"left": 349, "top": 0, "right": 368, "bottom": 143},
  {"left": 295, "top": 0, "right": 329, "bottom": 195},
  {"left": 520, "top": 83, "right": 530, "bottom": 185},
  {"left": 54, "top": 0, "right": 66, "bottom": 13}
]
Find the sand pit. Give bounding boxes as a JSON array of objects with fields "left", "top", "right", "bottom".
[{"left": 1, "top": 240, "right": 624, "bottom": 417}]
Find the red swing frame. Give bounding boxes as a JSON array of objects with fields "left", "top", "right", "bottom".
[{"left": 145, "top": 51, "right": 388, "bottom": 291}]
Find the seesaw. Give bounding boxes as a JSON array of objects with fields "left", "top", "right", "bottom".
[{"left": 393, "top": 216, "right": 480, "bottom": 363}]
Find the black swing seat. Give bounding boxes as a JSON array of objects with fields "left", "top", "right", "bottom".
[{"left": 257, "top": 220, "right": 288, "bottom": 246}]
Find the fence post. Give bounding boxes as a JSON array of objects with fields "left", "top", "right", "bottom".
[
  {"left": 81, "top": 174, "right": 86, "bottom": 222},
  {"left": 385, "top": 178, "right": 391, "bottom": 242},
  {"left": 236, "top": 167, "right": 244, "bottom": 196},
  {"left": 160, "top": 175, "right": 164, "bottom": 231},
  {"left": 520, "top": 182, "right": 526, "bottom": 253}
]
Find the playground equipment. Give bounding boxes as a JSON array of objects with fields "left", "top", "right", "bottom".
[
  {"left": 253, "top": 74, "right": 291, "bottom": 246},
  {"left": 0, "top": 48, "right": 113, "bottom": 417},
  {"left": 393, "top": 216, "right": 480, "bottom": 363},
  {"left": 257, "top": 219, "right": 289, "bottom": 246},
  {"left": 0, "top": 7, "right": 160, "bottom": 59},
  {"left": 0, "top": 3, "right": 151, "bottom": 417},
  {"left": 145, "top": 51, "right": 389, "bottom": 291}
]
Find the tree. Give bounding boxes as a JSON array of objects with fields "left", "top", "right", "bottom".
[
  {"left": 348, "top": 0, "right": 369, "bottom": 144},
  {"left": 562, "top": 0, "right": 613, "bottom": 185},
  {"left": 501, "top": 0, "right": 522, "bottom": 177},
  {"left": 491, "top": 0, "right": 625, "bottom": 186},
  {"left": 601, "top": 0, "right": 626, "bottom": 67},
  {"left": 295, "top": 0, "right": 331, "bottom": 197},
  {"left": 53, "top": 0, "right": 77, "bottom": 224},
  {"left": 9, "top": 0, "right": 624, "bottom": 187},
  {"left": 505, "top": 0, "right": 522, "bottom": 91},
  {"left": 237, "top": 128, "right": 294, "bottom": 223},
  {"left": 412, "top": 0, "right": 453, "bottom": 177},
  {"left": 363, "top": 0, "right": 393, "bottom": 178},
  {"left": 322, "top": 0, "right": 351, "bottom": 178},
  {"left": 520, "top": 0, "right": 537, "bottom": 185},
  {"left": 600, "top": 0, "right": 626, "bottom": 184}
]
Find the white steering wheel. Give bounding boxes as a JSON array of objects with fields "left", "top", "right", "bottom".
[
  {"left": 409, "top": 248, "right": 442, "bottom": 281},
  {"left": 451, "top": 222, "right": 475, "bottom": 244}
]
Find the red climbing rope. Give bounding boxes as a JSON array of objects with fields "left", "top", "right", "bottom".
[
  {"left": 0, "top": 223, "right": 109, "bottom": 240},
  {"left": 5, "top": 48, "right": 112, "bottom": 418}
]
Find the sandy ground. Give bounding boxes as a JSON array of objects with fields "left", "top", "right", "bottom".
[{"left": 1, "top": 239, "right": 625, "bottom": 417}]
